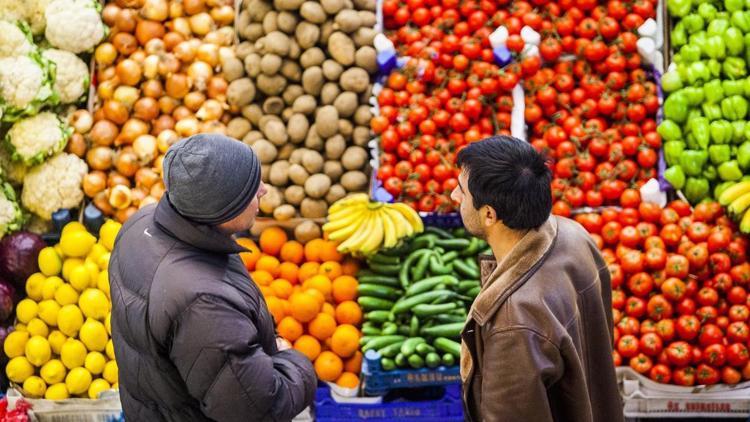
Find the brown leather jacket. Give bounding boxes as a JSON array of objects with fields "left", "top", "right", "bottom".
[{"left": 460, "top": 216, "right": 623, "bottom": 422}]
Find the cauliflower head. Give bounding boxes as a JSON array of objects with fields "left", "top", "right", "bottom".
[
  {"left": 0, "top": 0, "right": 29, "bottom": 25},
  {"left": 26, "top": 0, "right": 54, "bottom": 35},
  {"left": 5, "top": 112, "right": 72, "bottom": 166},
  {"left": 44, "top": 0, "right": 105, "bottom": 54},
  {"left": 0, "top": 182, "right": 24, "bottom": 239},
  {"left": 42, "top": 49, "right": 89, "bottom": 104},
  {"left": 0, "top": 53, "right": 58, "bottom": 122},
  {"left": 0, "top": 148, "right": 28, "bottom": 186},
  {"left": 0, "top": 21, "right": 34, "bottom": 59},
  {"left": 22, "top": 152, "right": 87, "bottom": 220}
]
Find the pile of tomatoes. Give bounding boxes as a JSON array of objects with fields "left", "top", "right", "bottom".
[{"left": 577, "top": 196, "right": 750, "bottom": 385}]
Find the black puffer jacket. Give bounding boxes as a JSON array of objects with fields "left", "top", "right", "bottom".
[{"left": 109, "top": 198, "right": 316, "bottom": 421}]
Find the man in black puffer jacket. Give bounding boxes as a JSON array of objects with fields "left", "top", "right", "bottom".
[{"left": 109, "top": 134, "right": 316, "bottom": 421}]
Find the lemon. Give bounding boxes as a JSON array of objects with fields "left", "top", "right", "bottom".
[
  {"left": 16, "top": 299, "right": 38, "bottom": 324},
  {"left": 15, "top": 323, "right": 27, "bottom": 332},
  {"left": 4, "top": 331, "right": 29, "bottom": 358},
  {"left": 23, "top": 375, "right": 47, "bottom": 398},
  {"left": 99, "top": 220, "right": 122, "bottom": 251},
  {"left": 57, "top": 305, "right": 84, "bottom": 337},
  {"left": 60, "top": 339, "right": 87, "bottom": 369},
  {"left": 55, "top": 283, "right": 80, "bottom": 306},
  {"left": 69, "top": 266, "right": 91, "bottom": 292},
  {"left": 65, "top": 367, "right": 92, "bottom": 395},
  {"left": 39, "top": 247, "right": 62, "bottom": 276},
  {"left": 25, "top": 273, "right": 46, "bottom": 301},
  {"left": 62, "top": 222, "right": 87, "bottom": 235},
  {"left": 27, "top": 318, "right": 49, "bottom": 338},
  {"left": 54, "top": 244, "right": 65, "bottom": 259},
  {"left": 42, "top": 276, "right": 64, "bottom": 301},
  {"left": 62, "top": 258, "right": 84, "bottom": 282},
  {"left": 84, "top": 260, "right": 100, "bottom": 287},
  {"left": 98, "top": 252, "right": 111, "bottom": 271},
  {"left": 105, "top": 339, "right": 115, "bottom": 360},
  {"left": 48, "top": 330, "right": 67, "bottom": 355},
  {"left": 88, "top": 243, "right": 107, "bottom": 264},
  {"left": 80, "top": 319, "right": 108, "bottom": 352},
  {"left": 25, "top": 335, "right": 51, "bottom": 367},
  {"left": 103, "top": 360, "right": 118, "bottom": 384},
  {"left": 105, "top": 313, "right": 111, "bottom": 335},
  {"left": 112, "top": 382, "right": 118, "bottom": 390},
  {"left": 84, "top": 351, "right": 106, "bottom": 375},
  {"left": 88, "top": 378, "right": 111, "bottom": 399},
  {"left": 38, "top": 300, "right": 61, "bottom": 326},
  {"left": 60, "top": 230, "right": 97, "bottom": 258},
  {"left": 40, "top": 359, "right": 67, "bottom": 384},
  {"left": 97, "top": 271, "right": 110, "bottom": 298},
  {"left": 79, "top": 289, "right": 110, "bottom": 320},
  {"left": 7, "top": 356, "right": 34, "bottom": 383},
  {"left": 45, "top": 383, "right": 69, "bottom": 400}
]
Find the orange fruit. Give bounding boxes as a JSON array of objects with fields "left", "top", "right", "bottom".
[
  {"left": 314, "top": 351, "right": 343, "bottom": 382},
  {"left": 321, "top": 303, "right": 335, "bottom": 318},
  {"left": 270, "top": 279, "right": 293, "bottom": 299},
  {"left": 344, "top": 351, "right": 363, "bottom": 373},
  {"left": 304, "top": 289, "right": 326, "bottom": 307},
  {"left": 259, "top": 286, "right": 274, "bottom": 297},
  {"left": 336, "top": 372, "right": 359, "bottom": 389},
  {"left": 280, "top": 241, "right": 305, "bottom": 265},
  {"left": 277, "top": 262, "right": 299, "bottom": 284},
  {"left": 332, "top": 276, "right": 358, "bottom": 303},
  {"left": 318, "top": 261, "right": 343, "bottom": 280},
  {"left": 306, "top": 275, "right": 332, "bottom": 300},
  {"left": 260, "top": 227, "right": 288, "bottom": 256},
  {"left": 341, "top": 258, "right": 360, "bottom": 276},
  {"left": 251, "top": 270, "right": 274, "bottom": 286},
  {"left": 281, "top": 299, "right": 291, "bottom": 316},
  {"left": 294, "top": 335, "right": 321, "bottom": 361},
  {"left": 255, "top": 255, "right": 280, "bottom": 277},
  {"left": 298, "top": 262, "right": 320, "bottom": 283},
  {"left": 289, "top": 292, "right": 321, "bottom": 323},
  {"left": 236, "top": 238, "right": 262, "bottom": 270},
  {"left": 335, "top": 301, "right": 362, "bottom": 325},
  {"left": 308, "top": 313, "right": 337, "bottom": 341},
  {"left": 277, "top": 316, "right": 303, "bottom": 342},
  {"left": 304, "top": 239, "right": 326, "bottom": 262},
  {"left": 265, "top": 296, "right": 285, "bottom": 324},
  {"left": 319, "top": 241, "right": 344, "bottom": 262},
  {"left": 330, "top": 324, "right": 360, "bottom": 358}
]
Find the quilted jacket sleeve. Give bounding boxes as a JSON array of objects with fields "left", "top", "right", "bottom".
[{"left": 169, "top": 294, "right": 316, "bottom": 422}]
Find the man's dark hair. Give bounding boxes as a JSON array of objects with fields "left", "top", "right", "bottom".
[{"left": 456, "top": 136, "right": 552, "bottom": 230}]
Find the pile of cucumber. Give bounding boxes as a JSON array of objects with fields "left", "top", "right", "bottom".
[{"left": 356, "top": 227, "right": 489, "bottom": 371}]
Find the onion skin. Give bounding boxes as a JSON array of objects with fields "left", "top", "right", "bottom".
[{"left": 90, "top": 120, "right": 119, "bottom": 147}]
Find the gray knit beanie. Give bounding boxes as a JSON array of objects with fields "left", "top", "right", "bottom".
[{"left": 162, "top": 133, "right": 261, "bottom": 225}]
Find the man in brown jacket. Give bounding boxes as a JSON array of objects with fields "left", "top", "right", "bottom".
[{"left": 451, "top": 136, "right": 623, "bottom": 422}]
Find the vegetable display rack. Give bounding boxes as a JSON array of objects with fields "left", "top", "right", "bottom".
[{"left": 362, "top": 349, "right": 461, "bottom": 396}]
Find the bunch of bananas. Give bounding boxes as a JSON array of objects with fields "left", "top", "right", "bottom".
[
  {"left": 323, "top": 194, "right": 424, "bottom": 256},
  {"left": 719, "top": 180, "right": 750, "bottom": 232}
]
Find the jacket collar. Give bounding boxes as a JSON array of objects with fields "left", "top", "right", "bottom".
[
  {"left": 470, "top": 216, "right": 559, "bottom": 326},
  {"left": 153, "top": 196, "right": 246, "bottom": 255}
]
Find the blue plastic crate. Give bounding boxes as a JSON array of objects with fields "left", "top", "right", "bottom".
[
  {"left": 315, "top": 383, "right": 463, "bottom": 421},
  {"left": 361, "top": 350, "right": 461, "bottom": 396}
]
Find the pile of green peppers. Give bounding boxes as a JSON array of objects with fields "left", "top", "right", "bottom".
[{"left": 662, "top": 0, "right": 750, "bottom": 204}]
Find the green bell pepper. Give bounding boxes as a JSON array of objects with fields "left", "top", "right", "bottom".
[
  {"left": 680, "top": 150, "right": 709, "bottom": 176},
  {"left": 700, "top": 3, "right": 719, "bottom": 21},
  {"left": 708, "top": 19, "right": 730, "bottom": 37},
  {"left": 672, "top": 22, "right": 689, "bottom": 48},
  {"left": 665, "top": 92, "right": 690, "bottom": 123},
  {"left": 706, "top": 36, "right": 727, "bottom": 60},
  {"left": 726, "top": 0, "right": 745, "bottom": 12},
  {"left": 723, "top": 80, "right": 745, "bottom": 96},
  {"left": 687, "top": 133, "right": 699, "bottom": 150},
  {"left": 680, "top": 44, "right": 702, "bottom": 63},
  {"left": 732, "top": 10, "right": 750, "bottom": 32},
  {"left": 662, "top": 70, "right": 684, "bottom": 93},
  {"left": 715, "top": 181, "right": 735, "bottom": 199},
  {"left": 709, "top": 144, "right": 732, "bottom": 164},
  {"left": 744, "top": 33, "right": 750, "bottom": 52},
  {"left": 738, "top": 141, "right": 750, "bottom": 168},
  {"left": 668, "top": 0, "right": 692, "bottom": 17},
  {"left": 710, "top": 119, "right": 734, "bottom": 144},
  {"left": 691, "top": 32, "right": 708, "bottom": 52},
  {"left": 677, "top": 63, "right": 689, "bottom": 82},
  {"left": 743, "top": 77, "right": 750, "bottom": 97},
  {"left": 685, "top": 177, "right": 711, "bottom": 204},
  {"left": 721, "top": 95, "right": 749, "bottom": 120},
  {"left": 658, "top": 120, "right": 683, "bottom": 142},
  {"left": 682, "top": 86, "right": 705, "bottom": 105},
  {"left": 684, "top": 14, "right": 706, "bottom": 34},
  {"left": 719, "top": 160, "right": 744, "bottom": 181},
  {"left": 732, "top": 121, "right": 746, "bottom": 143},
  {"left": 709, "top": 59, "right": 723, "bottom": 77},
  {"left": 703, "top": 103, "right": 724, "bottom": 121},
  {"left": 689, "top": 61, "right": 712, "bottom": 84},
  {"left": 705, "top": 79, "right": 725, "bottom": 103},
  {"left": 665, "top": 165, "right": 687, "bottom": 189},
  {"left": 691, "top": 117, "right": 711, "bottom": 149},
  {"left": 665, "top": 141, "right": 686, "bottom": 166},
  {"left": 688, "top": 108, "right": 705, "bottom": 122},
  {"left": 704, "top": 165, "right": 718, "bottom": 182},
  {"left": 725, "top": 27, "right": 744, "bottom": 56},
  {"left": 723, "top": 57, "right": 747, "bottom": 79}
]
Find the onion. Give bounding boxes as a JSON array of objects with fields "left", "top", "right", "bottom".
[
  {"left": 95, "top": 43, "right": 118, "bottom": 66},
  {"left": 154, "top": 155, "right": 165, "bottom": 174},
  {"left": 103, "top": 100, "right": 130, "bottom": 125},
  {"left": 93, "top": 108, "right": 106, "bottom": 122},
  {"left": 207, "top": 0, "right": 232, "bottom": 6},
  {"left": 108, "top": 171, "right": 132, "bottom": 188},
  {"left": 189, "top": 13, "right": 215, "bottom": 36},
  {"left": 66, "top": 133, "right": 87, "bottom": 158},
  {"left": 152, "top": 115, "right": 175, "bottom": 134},
  {"left": 131, "top": 187, "right": 148, "bottom": 207},
  {"left": 90, "top": 120, "right": 119, "bottom": 146},
  {"left": 115, "top": 150, "right": 140, "bottom": 177},
  {"left": 97, "top": 79, "right": 118, "bottom": 101},
  {"left": 196, "top": 99, "right": 224, "bottom": 121},
  {"left": 94, "top": 191, "right": 115, "bottom": 216},
  {"left": 102, "top": 4, "right": 121, "bottom": 26},
  {"left": 116, "top": 0, "right": 144, "bottom": 8},
  {"left": 116, "top": 8, "right": 138, "bottom": 32},
  {"left": 175, "top": 118, "right": 199, "bottom": 136},
  {"left": 142, "top": 80, "right": 164, "bottom": 98},
  {"left": 171, "top": 17, "right": 192, "bottom": 37},
  {"left": 119, "top": 119, "right": 150, "bottom": 144},
  {"left": 139, "top": 196, "right": 159, "bottom": 209},
  {"left": 144, "top": 38, "right": 166, "bottom": 55},
  {"left": 187, "top": 61, "right": 213, "bottom": 90},
  {"left": 133, "top": 97, "right": 159, "bottom": 121},
  {"left": 163, "top": 32, "right": 185, "bottom": 51},
  {"left": 183, "top": 92, "right": 206, "bottom": 111},
  {"left": 150, "top": 181, "right": 166, "bottom": 199},
  {"left": 166, "top": 73, "right": 190, "bottom": 98},
  {"left": 196, "top": 43, "right": 219, "bottom": 67},
  {"left": 157, "top": 129, "right": 179, "bottom": 153},
  {"left": 173, "top": 40, "right": 197, "bottom": 62},
  {"left": 113, "top": 86, "right": 140, "bottom": 109},
  {"left": 136, "top": 20, "right": 166, "bottom": 46},
  {"left": 158, "top": 96, "right": 179, "bottom": 114},
  {"left": 134, "top": 134, "right": 158, "bottom": 164},
  {"left": 83, "top": 171, "right": 107, "bottom": 197},
  {"left": 200, "top": 121, "right": 227, "bottom": 135},
  {"left": 210, "top": 5, "right": 234, "bottom": 26},
  {"left": 172, "top": 106, "right": 193, "bottom": 121},
  {"left": 130, "top": 49, "right": 147, "bottom": 64},
  {"left": 109, "top": 185, "right": 133, "bottom": 210},
  {"left": 169, "top": 0, "right": 184, "bottom": 18},
  {"left": 141, "top": 0, "right": 169, "bottom": 21},
  {"left": 87, "top": 147, "right": 115, "bottom": 171},
  {"left": 183, "top": 0, "right": 206, "bottom": 15},
  {"left": 70, "top": 110, "right": 94, "bottom": 134},
  {"left": 98, "top": 66, "right": 118, "bottom": 82},
  {"left": 206, "top": 76, "right": 227, "bottom": 100},
  {"left": 143, "top": 54, "right": 160, "bottom": 79},
  {"left": 116, "top": 207, "right": 138, "bottom": 224},
  {"left": 135, "top": 168, "right": 160, "bottom": 188},
  {"left": 157, "top": 53, "right": 180, "bottom": 76},
  {"left": 112, "top": 32, "right": 138, "bottom": 55}
]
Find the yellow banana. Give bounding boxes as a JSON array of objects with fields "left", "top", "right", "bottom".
[
  {"left": 729, "top": 192, "right": 750, "bottom": 218},
  {"left": 390, "top": 202, "right": 424, "bottom": 233},
  {"left": 323, "top": 203, "right": 367, "bottom": 233},
  {"left": 329, "top": 193, "right": 370, "bottom": 214},
  {"left": 327, "top": 201, "right": 367, "bottom": 222},
  {"left": 359, "top": 210, "right": 385, "bottom": 255},
  {"left": 338, "top": 212, "right": 374, "bottom": 254},
  {"left": 741, "top": 210, "right": 750, "bottom": 234},
  {"left": 720, "top": 181, "right": 750, "bottom": 206},
  {"left": 382, "top": 206, "right": 413, "bottom": 239},
  {"left": 328, "top": 208, "right": 369, "bottom": 242},
  {"left": 380, "top": 208, "right": 398, "bottom": 249}
]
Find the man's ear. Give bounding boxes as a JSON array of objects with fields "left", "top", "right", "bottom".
[{"left": 483, "top": 205, "right": 497, "bottom": 227}]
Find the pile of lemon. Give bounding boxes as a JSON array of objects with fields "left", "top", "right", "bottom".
[{"left": 3, "top": 220, "right": 122, "bottom": 400}]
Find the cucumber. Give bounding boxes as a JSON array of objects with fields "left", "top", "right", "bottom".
[
  {"left": 453, "top": 258, "right": 480, "bottom": 279},
  {"left": 398, "top": 325, "right": 411, "bottom": 336},
  {"left": 415, "top": 342, "right": 436, "bottom": 356},
  {"left": 359, "top": 336, "right": 373, "bottom": 346},
  {"left": 362, "top": 335, "right": 405, "bottom": 352},
  {"left": 381, "top": 322, "right": 398, "bottom": 336},
  {"left": 413, "top": 303, "right": 457, "bottom": 317},
  {"left": 433, "top": 314, "right": 467, "bottom": 324},
  {"left": 378, "top": 340, "right": 406, "bottom": 358},
  {"left": 424, "top": 226, "right": 453, "bottom": 239},
  {"left": 358, "top": 296, "right": 395, "bottom": 311},
  {"left": 434, "top": 337, "right": 461, "bottom": 358},
  {"left": 442, "top": 353, "right": 456, "bottom": 366},
  {"left": 425, "top": 352, "right": 441, "bottom": 368},
  {"left": 391, "top": 290, "right": 455, "bottom": 315},
  {"left": 409, "top": 315, "right": 420, "bottom": 337},
  {"left": 458, "top": 280, "right": 481, "bottom": 293},
  {"left": 468, "top": 286, "right": 481, "bottom": 298},
  {"left": 408, "top": 354, "right": 425, "bottom": 369},
  {"left": 435, "top": 238, "right": 471, "bottom": 250},
  {"left": 358, "top": 275, "right": 401, "bottom": 288},
  {"left": 400, "top": 337, "right": 426, "bottom": 356},
  {"left": 368, "top": 254, "right": 401, "bottom": 266},
  {"left": 381, "top": 357, "right": 396, "bottom": 371},
  {"left": 395, "top": 353, "right": 408, "bottom": 368},
  {"left": 405, "top": 275, "right": 459, "bottom": 297},
  {"left": 358, "top": 284, "right": 402, "bottom": 301},
  {"left": 361, "top": 326, "right": 381, "bottom": 336},
  {"left": 365, "top": 310, "right": 391, "bottom": 324},
  {"left": 421, "top": 322, "right": 464, "bottom": 338},
  {"left": 369, "top": 262, "right": 401, "bottom": 276}
]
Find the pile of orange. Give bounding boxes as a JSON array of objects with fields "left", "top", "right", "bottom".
[{"left": 237, "top": 226, "right": 364, "bottom": 389}]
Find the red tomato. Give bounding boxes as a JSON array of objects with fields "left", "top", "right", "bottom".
[
  {"left": 627, "top": 272, "right": 654, "bottom": 297},
  {"left": 672, "top": 367, "right": 696, "bottom": 386},
  {"left": 630, "top": 353, "right": 654, "bottom": 374},
  {"left": 729, "top": 305, "right": 750, "bottom": 322},
  {"left": 639, "top": 333, "right": 663, "bottom": 357},
  {"left": 649, "top": 364, "right": 671, "bottom": 384},
  {"left": 648, "top": 295, "right": 674, "bottom": 321},
  {"left": 656, "top": 319, "right": 676, "bottom": 342},
  {"left": 696, "top": 364, "right": 721, "bottom": 385},
  {"left": 619, "top": 316, "right": 641, "bottom": 336},
  {"left": 704, "top": 344, "right": 727, "bottom": 367},
  {"left": 728, "top": 321, "right": 750, "bottom": 343},
  {"left": 666, "top": 341, "right": 693, "bottom": 367},
  {"left": 646, "top": 248, "right": 667, "bottom": 271},
  {"left": 661, "top": 278, "right": 686, "bottom": 302},
  {"left": 723, "top": 366, "right": 743, "bottom": 384},
  {"left": 665, "top": 255, "right": 689, "bottom": 279},
  {"left": 625, "top": 297, "right": 647, "bottom": 318},
  {"left": 699, "top": 324, "right": 725, "bottom": 347},
  {"left": 659, "top": 224, "right": 683, "bottom": 248},
  {"left": 710, "top": 253, "right": 732, "bottom": 274},
  {"left": 621, "top": 251, "right": 645, "bottom": 274},
  {"left": 687, "top": 244, "right": 709, "bottom": 271},
  {"left": 732, "top": 263, "right": 750, "bottom": 286},
  {"left": 617, "top": 334, "right": 640, "bottom": 358},
  {"left": 676, "top": 315, "right": 701, "bottom": 341}
]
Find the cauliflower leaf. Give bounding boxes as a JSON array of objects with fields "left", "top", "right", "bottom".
[
  {"left": 4, "top": 112, "right": 72, "bottom": 166},
  {"left": 0, "top": 181, "right": 25, "bottom": 239}
]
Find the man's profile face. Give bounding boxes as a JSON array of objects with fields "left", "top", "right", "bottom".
[
  {"left": 218, "top": 181, "right": 268, "bottom": 234},
  {"left": 451, "top": 170, "right": 484, "bottom": 239}
]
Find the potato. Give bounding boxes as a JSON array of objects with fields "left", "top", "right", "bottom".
[
  {"left": 300, "top": 198, "right": 328, "bottom": 218},
  {"left": 260, "top": 54, "right": 282, "bottom": 75},
  {"left": 273, "top": 204, "right": 296, "bottom": 221},
  {"left": 300, "top": 1, "right": 327, "bottom": 24},
  {"left": 281, "top": 60, "right": 302, "bottom": 82},
  {"left": 269, "top": 160, "right": 291, "bottom": 186},
  {"left": 325, "top": 135, "right": 346, "bottom": 160},
  {"left": 262, "top": 97, "right": 285, "bottom": 115},
  {"left": 261, "top": 164, "right": 271, "bottom": 183},
  {"left": 340, "top": 171, "right": 368, "bottom": 191},
  {"left": 292, "top": 95, "right": 317, "bottom": 114},
  {"left": 321, "top": 21, "right": 335, "bottom": 44},
  {"left": 354, "top": 105, "right": 372, "bottom": 126},
  {"left": 287, "top": 113, "right": 309, "bottom": 144},
  {"left": 354, "top": 0, "right": 375, "bottom": 10},
  {"left": 251, "top": 139, "right": 278, "bottom": 164},
  {"left": 241, "top": 23, "right": 264, "bottom": 42},
  {"left": 257, "top": 74, "right": 287, "bottom": 96},
  {"left": 288, "top": 163, "right": 309, "bottom": 185},
  {"left": 315, "top": 105, "right": 339, "bottom": 138},
  {"left": 246, "top": 0, "right": 272, "bottom": 20},
  {"left": 260, "top": 186, "right": 282, "bottom": 214},
  {"left": 325, "top": 184, "right": 346, "bottom": 204},
  {"left": 262, "top": 11, "right": 278, "bottom": 34},
  {"left": 262, "top": 119, "right": 288, "bottom": 146},
  {"left": 235, "top": 41, "right": 256, "bottom": 60},
  {"left": 259, "top": 115, "right": 282, "bottom": 129},
  {"left": 339, "top": 67, "right": 369, "bottom": 93},
  {"left": 300, "top": 47, "right": 325, "bottom": 68},
  {"left": 358, "top": 11, "right": 376, "bottom": 27},
  {"left": 289, "top": 148, "right": 305, "bottom": 165},
  {"left": 302, "top": 150, "right": 325, "bottom": 174},
  {"left": 227, "top": 117, "right": 252, "bottom": 140},
  {"left": 353, "top": 27, "right": 376, "bottom": 48},
  {"left": 304, "top": 174, "right": 332, "bottom": 199},
  {"left": 244, "top": 54, "right": 262, "bottom": 78},
  {"left": 321, "top": 0, "right": 345, "bottom": 14},
  {"left": 324, "top": 160, "right": 344, "bottom": 182},
  {"left": 305, "top": 125, "right": 324, "bottom": 150},
  {"left": 282, "top": 84, "right": 304, "bottom": 105},
  {"left": 278, "top": 143, "right": 295, "bottom": 160},
  {"left": 341, "top": 146, "right": 368, "bottom": 170},
  {"left": 242, "top": 104, "right": 264, "bottom": 125},
  {"left": 277, "top": 12, "right": 298, "bottom": 33},
  {"left": 322, "top": 60, "right": 344, "bottom": 81},
  {"left": 295, "top": 22, "right": 320, "bottom": 50},
  {"left": 281, "top": 107, "right": 294, "bottom": 122},
  {"left": 295, "top": 220, "right": 322, "bottom": 243},
  {"left": 222, "top": 57, "right": 245, "bottom": 82},
  {"left": 285, "top": 185, "right": 305, "bottom": 205},
  {"left": 257, "top": 31, "right": 291, "bottom": 56},
  {"left": 237, "top": 10, "right": 251, "bottom": 33},
  {"left": 302, "top": 66, "right": 324, "bottom": 96},
  {"left": 333, "top": 92, "right": 357, "bottom": 117},
  {"left": 273, "top": 0, "right": 305, "bottom": 11},
  {"left": 338, "top": 119, "right": 353, "bottom": 140},
  {"left": 359, "top": 85, "right": 373, "bottom": 103},
  {"left": 227, "top": 78, "right": 256, "bottom": 107},
  {"left": 328, "top": 32, "right": 355, "bottom": 66},
  {"left": 321, "top": 83, "right": 341, "bottom": 105},
  {"left": 352, "top": 126, "right": 370, "bottom": 147},
  {"left": 355, "top": 46, "right": 377, "bottom": 73},
  {"left": 242, "top": 130, "right": 263, "bottom": 146},
  {"left": 334, "top": 10, "right": 362, "bottom": 33}
]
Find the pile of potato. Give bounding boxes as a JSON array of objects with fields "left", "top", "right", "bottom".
[{"left": 228, "top": 0, "right": 376, "bottom": 220}]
